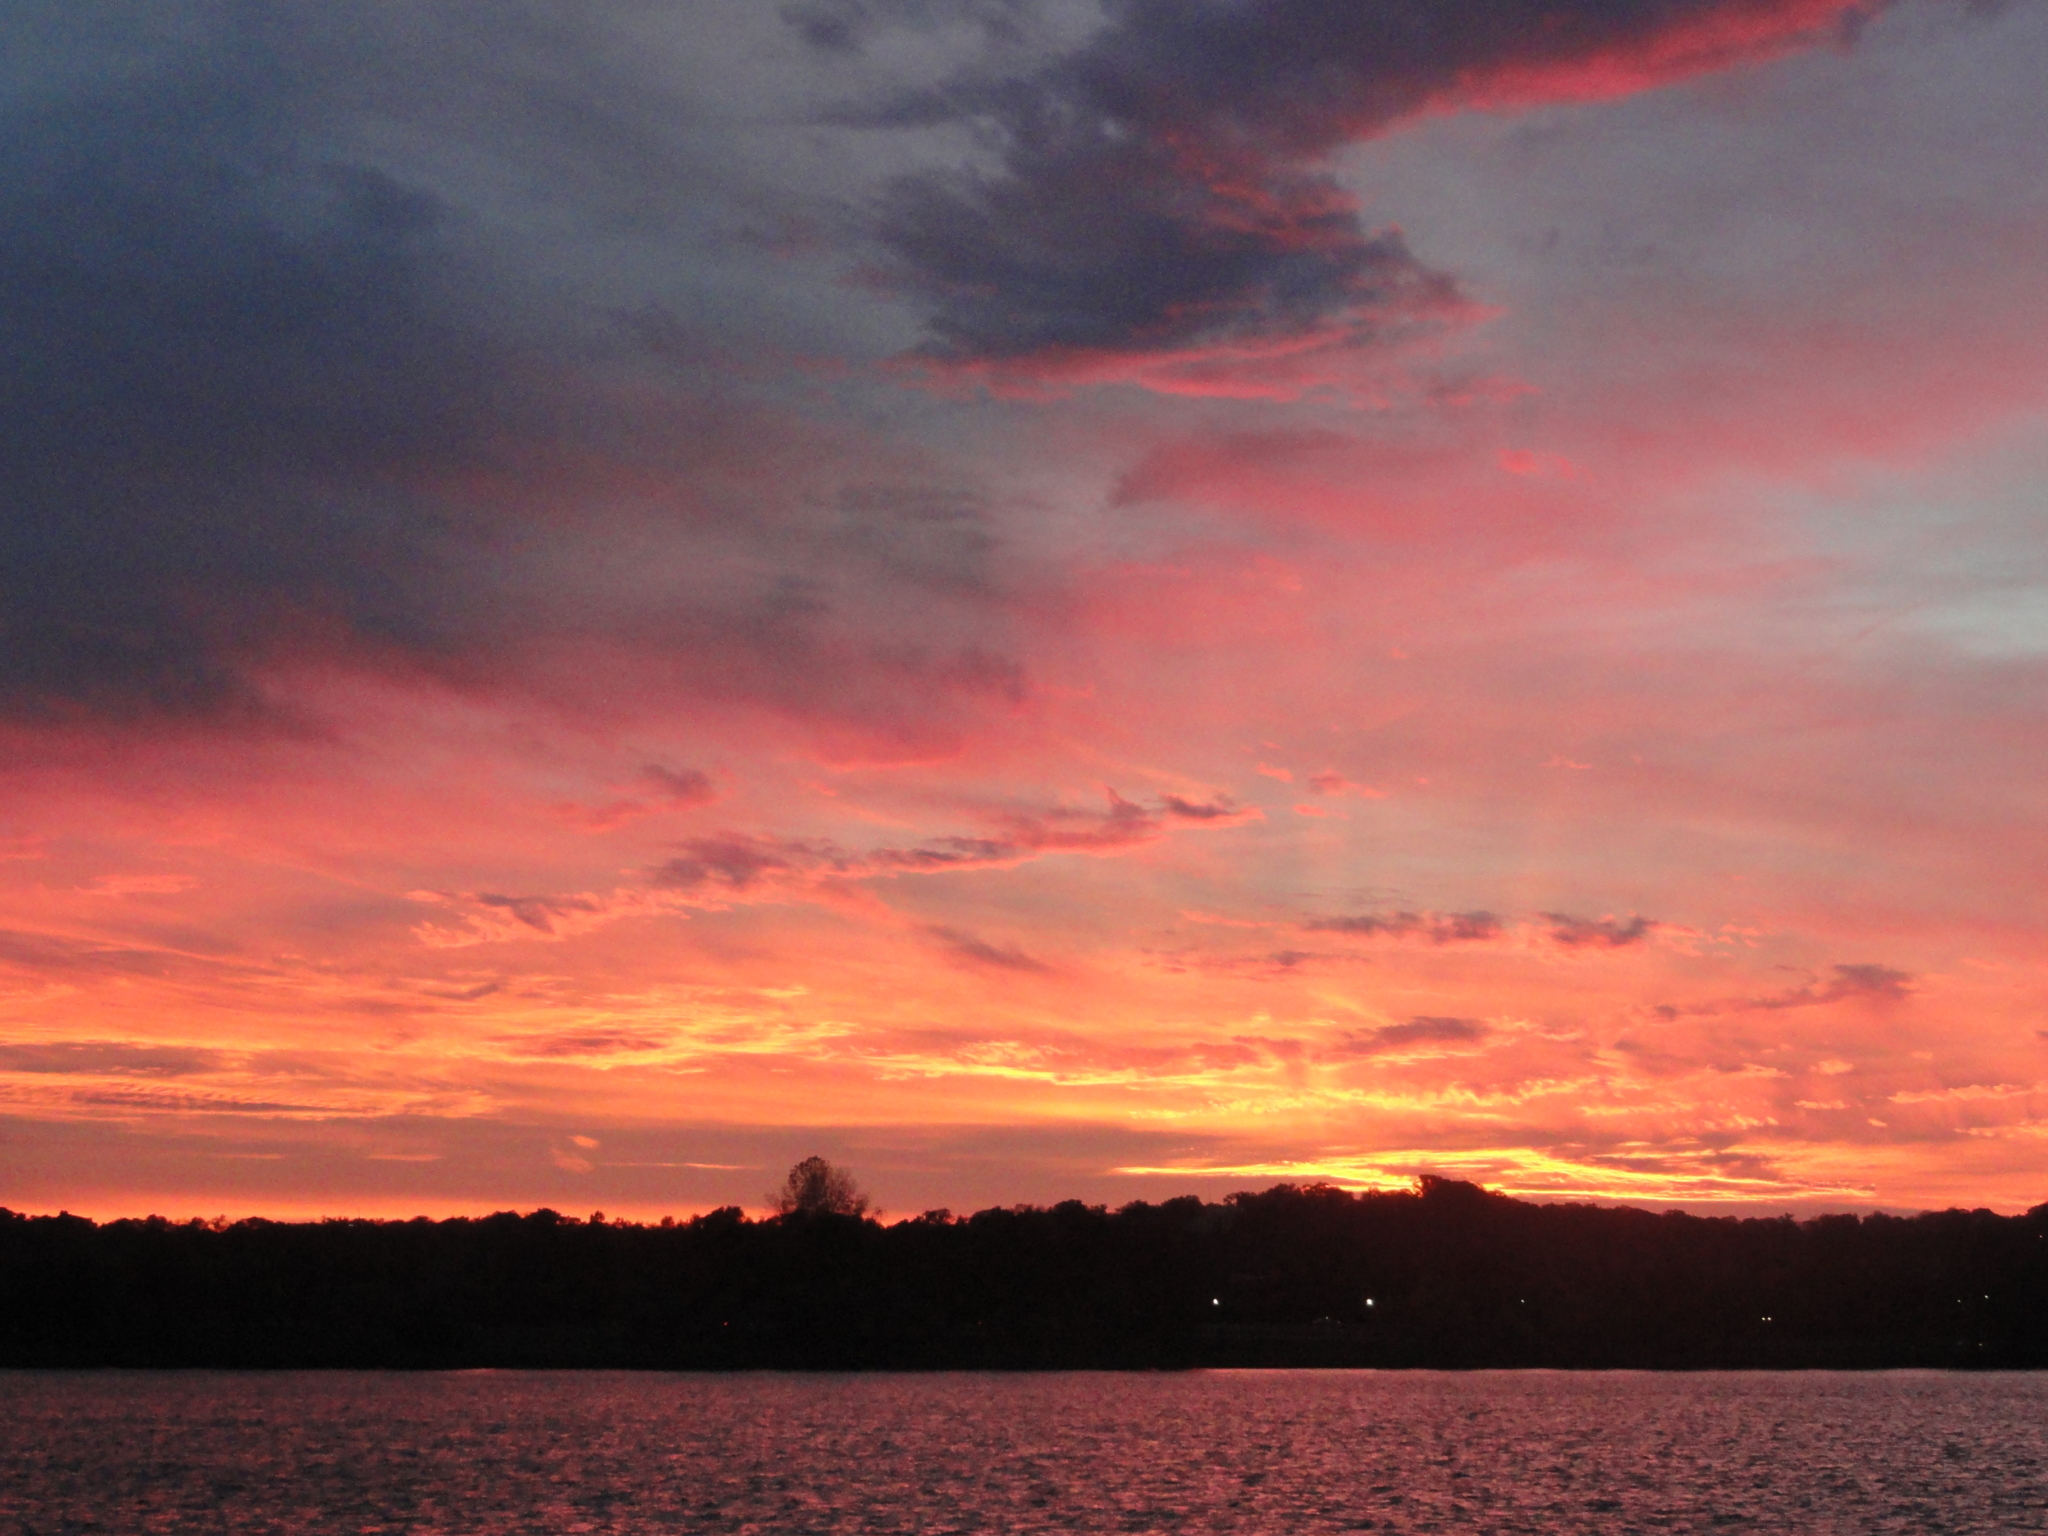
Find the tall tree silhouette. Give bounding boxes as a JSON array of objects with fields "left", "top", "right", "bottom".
[{"left": 771, "top": 1157, "right": 871, "bottom": 1218}]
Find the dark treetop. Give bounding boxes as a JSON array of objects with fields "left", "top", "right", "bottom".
[{"left": 6, "top": 1178, "right": 2046, "bottom": 1370}]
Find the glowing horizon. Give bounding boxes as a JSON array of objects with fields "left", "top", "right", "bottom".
[{"left": 4, "top": 0, "right": 2047, "bottom": 1222}]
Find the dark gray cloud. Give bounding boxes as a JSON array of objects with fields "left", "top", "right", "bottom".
[
  {"left": 1339, "top": 1015, "right": 1491, "bottom": 1055},
  {"left": 875, "top": 143, "right": 1452, "bottom": 364},
  {"left": 652, "top": 836, "right": 816, "bottom": 893},
  {"left": 0, "top": 926, "right": 224, "bottom": 979},
  {"left": 781, "top": 0, "right": 1038, "bottom": 54},
  {"left": 0, "top": 1041, "right": 226, "bottom": 1077},
  {"left": 422, "top": 980, "right": 505, "bottom": 1003},
  {"left": 493, "top": 1029, "right": 674, "bottom": 1059},
  {"left": 1160, "top": 793, "right": 1245, "bottom": 821},
  {"left": 925, "top": 924, "right": 1053, "bottom": 973},
  {"left": 1651, "top": 961, "right": 1915, "bottom": 1019},
  {"left": 2, "top": 0, "right": 1898, "bottom": 734},
  {"left": 1303, "top": 910, "right": 1500, "bottom": 943},
  {"left": 1744, "top": 963, "right": 1914, "bottom": 1009},
  {"left": 0, "top": 28, "right": 513, "bottom": 717},
  {"left": 835, "top": 0, "right": 1889, "bottom": 364},
  {"left": 641, "top": 767, "right": 719, "bottom": 807},
  {"left": 66, "top": 1087, "right": 325, "bottom": 1115},
  {"left": 474, "top": 894, "right": 604, "bottom": 935},
  {"left": 827, "top": 485, "right": 1006, "bottom": 601},
  {"left": 0, "top": 3, "right": 1030, "bottom": 740},
  {"left": 1545, "top": 913, "right": 1656, "bottom": 949},
  {"left": 866, "top": 791, "right": 1226, "bottom": 870},
  {"left": 1826, "top": 963, "right": 1914, "bottom": 1000}
]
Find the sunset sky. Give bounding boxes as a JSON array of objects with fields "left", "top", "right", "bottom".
[{"left": 5, "top": 0, "right": 2048, "bottom": 1221}]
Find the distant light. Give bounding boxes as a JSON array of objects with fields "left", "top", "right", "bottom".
[
  {"left": 1365, "top": 1298, "right": 1374, "bottom": 1307},
  {"left": 1212, "top": 1298, "right": 1220, "bottom": 1306}
]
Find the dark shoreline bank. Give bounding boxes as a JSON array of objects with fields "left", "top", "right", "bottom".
[{"left": 8, "top": 1179, "right": 2046, "bottom": 1370}]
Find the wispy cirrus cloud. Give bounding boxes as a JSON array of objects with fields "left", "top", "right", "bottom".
[
  {"left": 412, "top": 788, "right": 1256, "bottom": 945},
  {"left": 652, "top": 789, "right": 1253, "bottom": 896},
  {"left": 494, "top": 1030, "right": 679, "bottom": 1062}
]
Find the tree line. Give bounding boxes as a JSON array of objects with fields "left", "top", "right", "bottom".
[{"left": 4, "top": 1172, "right": 2045, "bottom": 1369}]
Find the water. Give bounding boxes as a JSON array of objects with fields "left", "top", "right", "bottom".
[{"left": 5, "top": 1370, "right": 2046, "bottom": 1533}]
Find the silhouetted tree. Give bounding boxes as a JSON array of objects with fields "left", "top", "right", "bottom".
[
  {"left": 771, "top": 1156, "right": 871, "bottom": 1217},
  {"left": 5, "top": 1182, "right": 2046, "bottom": 1369}
]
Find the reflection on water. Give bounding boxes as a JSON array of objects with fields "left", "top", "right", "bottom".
[{"left": 5, "top": 1370, "right": 2046, "bottom": 1533}]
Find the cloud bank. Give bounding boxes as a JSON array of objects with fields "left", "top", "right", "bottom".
[{"left": 839, "top": 0, "right": 1889, "bottom": 389}]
